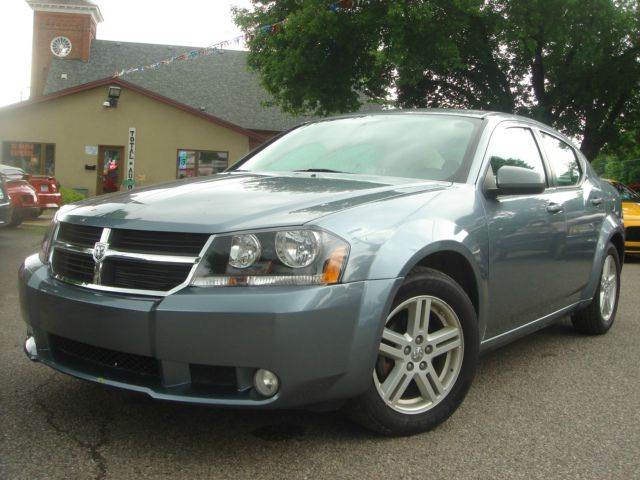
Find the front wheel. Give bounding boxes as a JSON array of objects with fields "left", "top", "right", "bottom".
[
  {"left": 347, "top": 268, "right": 479, "bottom": 436},
  {"left": 571, "top": 243, "right": 620, "bottom": 335}
]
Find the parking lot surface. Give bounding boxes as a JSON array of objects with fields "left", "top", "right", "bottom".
[{"left": 1, "top": 225, "right": 639, "bottom": 480}]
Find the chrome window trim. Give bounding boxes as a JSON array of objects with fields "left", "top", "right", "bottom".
[{"left": 49, "top": 223, "right": 216, "bottom": 297}]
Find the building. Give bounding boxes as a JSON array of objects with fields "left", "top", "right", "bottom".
[{"left": 0, "top": 0, "right": 379, "bottom": 196}]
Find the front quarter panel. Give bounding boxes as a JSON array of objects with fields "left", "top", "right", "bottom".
[{"left": 313, "top": 184, "right": 489, "bottom": 333}]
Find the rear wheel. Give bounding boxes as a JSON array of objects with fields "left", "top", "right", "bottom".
[
  {"left": 347, "top": 268, "right": 479, "bottom": 436},
  {"left": 571, "top": 243, "right": 620, "bottom": 335}
]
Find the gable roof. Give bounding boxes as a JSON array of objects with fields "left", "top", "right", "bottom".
[
  {"left": 0, "top": 77, "right": 266, "bottom": 142},
  {"left": 44, "top": 39, "right": 382, "bottom": 132}
]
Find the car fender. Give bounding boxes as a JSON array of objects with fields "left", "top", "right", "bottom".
[
  {"left": 314, "top": 186, "right": 490, "bottom": 336},
  {"left": 581, "top": 212, "right": 624, "bottom": 302}
]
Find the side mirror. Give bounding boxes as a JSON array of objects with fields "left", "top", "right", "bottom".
[{"left": 486, "top": 165, "right": 546, "bottom": 196}]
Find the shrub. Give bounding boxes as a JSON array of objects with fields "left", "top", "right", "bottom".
[{"left": 60, "top": 187, "right": 86, "bottom": 205}]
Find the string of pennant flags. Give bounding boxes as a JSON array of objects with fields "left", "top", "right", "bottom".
[{"left": 112, "top": 0, "right": 367, "bottom": 78}]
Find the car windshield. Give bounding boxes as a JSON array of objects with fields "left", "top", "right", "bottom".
[
  {"left": 236, "top": 114, "right": 482, "bottom": 182},
  {"left": 611, "top": 181, "right": 640, "bottom": 202}
]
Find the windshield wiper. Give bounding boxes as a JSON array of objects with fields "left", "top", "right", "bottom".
[{"left": 293, "top": 168, "right": 350, "bottom": 174}]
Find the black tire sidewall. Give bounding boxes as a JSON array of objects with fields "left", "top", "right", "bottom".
[{"left": 357, "top": 268, "right": 479, "bottom": 435}]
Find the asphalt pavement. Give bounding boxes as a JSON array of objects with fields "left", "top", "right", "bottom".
[{"left": 1, "top": 225, "right": 638, "bottom": 480}]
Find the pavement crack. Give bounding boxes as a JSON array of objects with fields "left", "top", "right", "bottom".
[{"left": 34, "top": 381, "right": 111, "bottom": 480}]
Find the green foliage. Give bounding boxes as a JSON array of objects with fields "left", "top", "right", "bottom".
[
  {"left": 233, "top": 0, "right": 640, "bottom": 160},
  {"left": 592, "top": 130, "right": 640, "bottom": 183},
  {"left": 60, "top": 187, "right": 86, "bottom": 205}
]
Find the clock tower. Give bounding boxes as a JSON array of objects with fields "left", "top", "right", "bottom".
[{"left": 26, "top": 0, "right": 103, "bottom": 98}]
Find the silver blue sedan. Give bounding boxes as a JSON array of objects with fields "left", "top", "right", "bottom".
[{"left": 20, "top": 110, "right": 623, "bottom": 435}]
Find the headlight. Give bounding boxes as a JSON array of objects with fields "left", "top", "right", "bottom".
[
  {"left": 39, "top": 214, "right": 59, "bottom": 264},
  {"left": 229, "top": 234, "right": 261, "bottom": 268},
  {"left": 191, "top": 228, "right": 349, "bottom": 287},
  {"left": 275, "top": 230, "right": 319, "bottom": 268}
]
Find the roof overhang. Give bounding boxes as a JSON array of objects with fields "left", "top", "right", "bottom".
[
  {"left": 26, "top": 1, "right": 104, "bottom": 23},
  {"left": 0, "top": 77, "right": 266, "bottom": 143}
]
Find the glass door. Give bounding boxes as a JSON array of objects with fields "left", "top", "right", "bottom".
[{"left": 97, "top": 146, "right": 124, "bottom": 194}]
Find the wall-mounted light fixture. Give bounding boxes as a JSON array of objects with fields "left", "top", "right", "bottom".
[{"left": 103, "top": 85, "right": 122, "bottom": 108}]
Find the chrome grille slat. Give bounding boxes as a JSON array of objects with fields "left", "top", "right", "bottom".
[{"left": 50, "top": 222, "right": 214, "bottom": 296}]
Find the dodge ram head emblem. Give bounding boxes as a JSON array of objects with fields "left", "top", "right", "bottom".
[{"left": 92, "top": 242, "right": 108, "bottom": 263}]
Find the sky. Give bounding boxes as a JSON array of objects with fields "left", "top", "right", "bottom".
[{"left": 0, "top": 0, "right": 252, "bottom": 106}]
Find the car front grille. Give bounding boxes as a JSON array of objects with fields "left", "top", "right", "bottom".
[
  {"left": 52, "top": 248, "right": 95, "bottom": 283},
  {"left": 58, "top": 222, "right": 102, "bottom": 247},
  {"left": 50, "top": 222, "right": 210, "bottom": 295},
  {"left": 626, "top": 227, "right": 640, "bottom": 242},
  {"left": 50, "top": 334, "right": 160, "bottom": 378}
]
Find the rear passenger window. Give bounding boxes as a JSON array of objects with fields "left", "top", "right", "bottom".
[
  {"left": 488, "top": 127, "right": 546, "bottom": 182},
  {"left": 541, "top": 132, "right": 581, "bottom": 186}
]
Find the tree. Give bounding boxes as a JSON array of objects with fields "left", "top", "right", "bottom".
[
  {"left": 233, "top": 0, "right": 640, "bottom": 160},
  {"left": 592, "top": 128, "right": 640, "bottom": 183}
]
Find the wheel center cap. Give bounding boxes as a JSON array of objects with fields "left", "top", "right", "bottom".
[{"left": 411, "top": 346, "right": 424, "bottom": 362}]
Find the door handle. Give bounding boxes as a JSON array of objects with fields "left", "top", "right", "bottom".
[
  {"left": 591, "top": 197, "right": 603, "bottom": 206},
  {"left": 546, "top": 203, "right": 564, "bottom": 214}
]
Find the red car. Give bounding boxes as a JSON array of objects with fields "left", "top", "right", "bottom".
[{"left": 0, "top": 164, "right": 61, "bottom": 226}]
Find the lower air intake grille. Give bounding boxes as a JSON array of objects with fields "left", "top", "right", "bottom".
[{"left": 50, "top": 334, "right": 160, "bottom": 378}]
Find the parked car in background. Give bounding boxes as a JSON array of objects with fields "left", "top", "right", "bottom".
[
  {"left": 20, "top": 111, "right": 623, "bottom": 436},
  {"left": 604, "top": 179, "right": 640, "bottom": 255},
  {"left": 0, "top": 164, "right": 61, "bottom": 226},
  {"left": 0, "top": 181, "right": 12, "bottom": 228}
]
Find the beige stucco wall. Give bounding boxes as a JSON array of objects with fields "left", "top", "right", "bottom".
[{"left": 0, "top": 85, "right": 251, "bottom": 196}]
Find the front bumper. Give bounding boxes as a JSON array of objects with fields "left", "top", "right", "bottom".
[{"left": 20, "top": 254, "right": 400, "bottom": 408}]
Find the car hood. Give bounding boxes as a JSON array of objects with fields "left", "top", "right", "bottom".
[
  {"left": 61, "top": 172, "right": 450, "bottom": 233},
  {"left": 622, "top": 200, "right": 640, "bottom": 220}
]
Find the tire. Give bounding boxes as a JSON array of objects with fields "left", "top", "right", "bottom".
[
  {"left": 571, "top": 243, "right": 620, "bottom": 335},
  {"left": 31, "top": 208, "right": 43, "bottom": 218},
  {"left": 347, "top": 267, "right": 479, "bottom": 436},
  {"left": 7, "top": 208, "right": 22, "bottom": 227}
]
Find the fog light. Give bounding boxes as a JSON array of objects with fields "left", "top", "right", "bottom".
[
  {"left": 254, "top": 369, "right": 279, "bottom": 397},
  {"left": 24, "top": 336, "right": 38, "bottom": 361}
]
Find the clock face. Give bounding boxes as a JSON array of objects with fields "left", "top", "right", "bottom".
[{"left": 50, "top": 36, "right": 72, "bottom": 58}]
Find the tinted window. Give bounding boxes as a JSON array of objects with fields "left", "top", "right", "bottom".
[
  {"left": 541, "top": 132, "right": 581, "bottom": 186},
  {"left": 488, "top": 127, "right": 546, "bottom": 182},
  {"left": 237, "top": 115, "right": 482, "bottom": 182}
]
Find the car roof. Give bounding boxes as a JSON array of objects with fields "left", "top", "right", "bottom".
[{"left": 314, "top": 108, "right": 560, "bottom": 130}]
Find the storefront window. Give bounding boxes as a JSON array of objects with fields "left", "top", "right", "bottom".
[
  {"left": 1, "top": 141, "right": 55, "bottom": 176},
  {"left": 177, "top": 149, "right": 228, "bottom": 178}
]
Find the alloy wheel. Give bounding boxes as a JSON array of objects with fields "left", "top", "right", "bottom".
[
  {"left": 599, "top": 254, "right": 618, "bottom": 322},
  {"left": 374, "top": 295, "right": 464, "bottom": 414}
]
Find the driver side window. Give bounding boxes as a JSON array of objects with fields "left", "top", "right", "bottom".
[{"left": 488, "top": 127, "right": 547, "bottom": 185}]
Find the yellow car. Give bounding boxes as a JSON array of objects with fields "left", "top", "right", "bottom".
[{"left": 606, "top": 180, "right": 640, "bottom": 254}]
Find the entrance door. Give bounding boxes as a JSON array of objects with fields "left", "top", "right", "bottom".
[{"left": 97, "top": 146, "right": 124, "bottom": 195}]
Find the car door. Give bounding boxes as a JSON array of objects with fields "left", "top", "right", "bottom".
[
  {"left": 537, "top": 130, "right": 604, "bottom": 302},
  {"left": 482, "top": 124, "right": 569, "bottom": 337}
]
